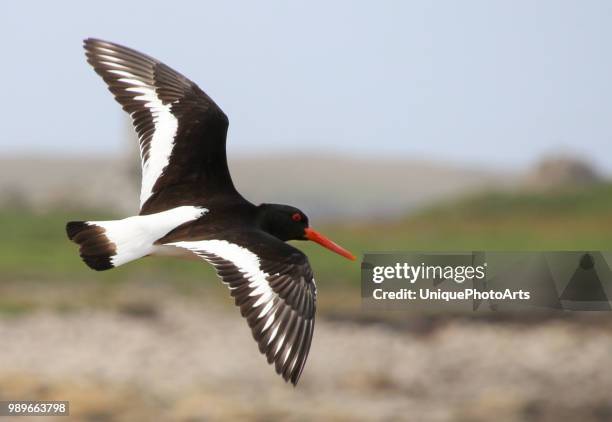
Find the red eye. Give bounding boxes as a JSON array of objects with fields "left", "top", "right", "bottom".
[{"left": 292, "top": 213, "right": 302, "bottom": 222}]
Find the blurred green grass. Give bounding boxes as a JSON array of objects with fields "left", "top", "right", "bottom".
[{"left": 2, "top": 183, "right": 612, "bottom": 289}]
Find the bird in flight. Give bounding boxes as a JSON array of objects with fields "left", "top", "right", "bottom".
[{"left": 66, "top": 39, "right": 356, "bottom": 385}]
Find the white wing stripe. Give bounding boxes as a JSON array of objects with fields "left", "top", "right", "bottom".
[
  {"left": 258, "top": 300, "right": 274, "bottom": 318},
  {"left": 275, "top": 334, "right": 286, "bottom": 354},
  {"left": 107, "top": 69, "right": 142, "bottom": 80},
  {"left": 100, "top": 63, "right": 179, "bottom": 207},
  {"left": 252, "top": 290, "right": 273, "bottom": 308},
  {"left": 166, "top": 239, "right": 276, "bottom": 314},
  {"left": 162, "top": 236, "right": 314, "bottom": 384},
  {"left": 135, "top": 87, "right": 176, "bottom": 207},
  {"left": 268, "top": 325, "right": 280, "bottom": 344},
  {"left": 262, "top": 312, "right": 276, "bottom": 331},
  {"left": 283, "top": 346, "right": 292, "bottom": 365}
]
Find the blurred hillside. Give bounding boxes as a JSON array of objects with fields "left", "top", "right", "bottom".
[
  {"left": 1, "top": 178, "right": 612, "bottom": 421},
  {"left": 0, "top": 154, "right": 516, "bottom": 218},
  {"left": 1, "top": 163, "right": 612, "bottom": 421},
  {"left": 2, "top": 176, "right": 612, "bottom": 294}
]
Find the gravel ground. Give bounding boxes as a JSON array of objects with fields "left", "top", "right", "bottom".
[{"left": 0, "top": 300, "right": 611, "bottom": 421}]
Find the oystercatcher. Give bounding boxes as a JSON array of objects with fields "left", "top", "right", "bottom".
[{"left": 66, "top": 39, "right": 356, "bottom": 385}]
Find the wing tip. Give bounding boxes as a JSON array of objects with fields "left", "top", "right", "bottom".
[
  {"left": 83, "top": 37, "right": 107, "bottom": 51},
  {"left": 170, "top": 240, "right": 315, "bottom": 388},
  {"left": 289, "top": 370, "right": 302, "bottom": 386},
  {"left": 82, "top": 38, "right": 151, "bottom": 62}
]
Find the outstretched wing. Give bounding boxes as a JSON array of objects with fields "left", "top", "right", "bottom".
[
  {"left": 84, "top": 38, "right": 236, "bottom": 211},
  {"left": 165, "top": 231, "right": 317, "bottom": 385}
]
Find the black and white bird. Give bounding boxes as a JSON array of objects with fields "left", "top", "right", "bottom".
[{"left": 66, "top": 39, "right": 356, "bottom": 385}]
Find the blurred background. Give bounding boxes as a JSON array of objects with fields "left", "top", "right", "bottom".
[{"left": 2, "top": 1, "right": 612, "bottom": 421}]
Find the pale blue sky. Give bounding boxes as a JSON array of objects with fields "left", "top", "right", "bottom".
[{"left": 2, "top": 0, "right": 612, "bottom": 172}]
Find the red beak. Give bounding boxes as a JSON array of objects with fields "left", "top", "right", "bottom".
[{"left": 304, "top": 227, "right": 356, "bottom": 261}]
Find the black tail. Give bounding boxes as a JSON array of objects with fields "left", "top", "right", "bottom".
[{"left": 66, "top": 221, "right": 115, "bottom": 271}]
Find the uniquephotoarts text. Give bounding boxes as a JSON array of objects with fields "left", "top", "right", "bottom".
[
  {"left": 370, "top": 262, "right": 531, "bottom": 302},
  {"left": 372, "top": 288, "right": 531, "bottom": 301}
]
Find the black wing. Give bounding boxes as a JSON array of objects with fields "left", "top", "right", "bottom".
[
  {"left": 84, "top": 38, "right": 237, "bottom": 212},
  {"left": 165, "top": 231, "right": 317, "bottom": 385}
]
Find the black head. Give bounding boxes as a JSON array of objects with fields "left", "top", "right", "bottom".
[
  {"left": 256, "top": 203, "right": 355, "bottom": 260},
  {"left": 256, "top": 203, "right": 309, "bottom": 241}
]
